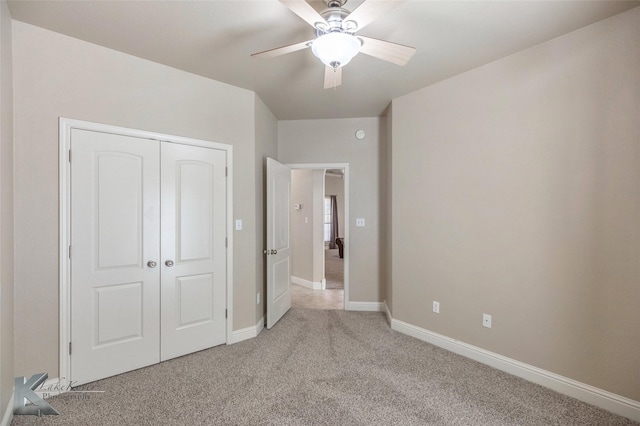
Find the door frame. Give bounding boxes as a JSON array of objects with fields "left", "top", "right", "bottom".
[
  {"left": 287, "top": 163, "right": 349, "bottom": 309},
  {"left": 59, "top": 118, "right": 234, "bottom": 385}
]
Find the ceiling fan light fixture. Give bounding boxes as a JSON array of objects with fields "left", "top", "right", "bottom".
[{"left": 311, "top": 32, "right": 361, "bottom": 69}]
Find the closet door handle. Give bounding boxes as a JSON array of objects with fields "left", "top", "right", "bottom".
[
  {"left": 165, "top": 260, "right": 174, "bottom": 267},
  {"left": 147, "top": 260, "right": 157, "bottom": 268}
]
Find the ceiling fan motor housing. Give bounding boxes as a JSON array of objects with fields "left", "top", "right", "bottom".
[
  {"left": 316, "top": 5, "right": 357, "bottom": 36},
  {"left": 325, "top": 0, "right": 346, "bottom": 8}
]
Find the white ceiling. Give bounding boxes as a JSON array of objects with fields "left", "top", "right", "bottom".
[{"left": 7, "top": 0, "right": 640, "bottom": 120}]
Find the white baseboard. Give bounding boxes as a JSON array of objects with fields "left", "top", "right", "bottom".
[
  {"left": 391, "top": 317, "right": 640, "bottom": 422},
  {"left": 346, "top": 301, "right": 385, "bottom": 312},
  {"left": 228, "top": 316, "right": 264, "bottom": 344},
  {"left": 383, "top": 300, "right": 392, "bottom": 325},
  {"left": 0, "top": 393, "right": 13, "bottom": 426},
  {"left": 291, "top": 276, "right": 322, "bottom": 290},
  {"left": 255, "top": 316, "right": 264, "bottom": 336}
]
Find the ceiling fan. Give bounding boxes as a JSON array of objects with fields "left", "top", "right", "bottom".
[{"left": 251, "top": 0, "right": 416, "bottom": 89}]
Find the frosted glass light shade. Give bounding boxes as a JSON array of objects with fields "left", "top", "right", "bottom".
[{"left": 311, "top": 32, "right": 361, "bottom": 68}]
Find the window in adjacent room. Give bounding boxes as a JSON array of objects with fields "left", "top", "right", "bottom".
[{"left": 324, "top": 196, "right": 332, "bottom": 242}]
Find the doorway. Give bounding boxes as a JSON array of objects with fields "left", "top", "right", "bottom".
[
  {"left": 323, "top": 169, "right": 345, "bottom": 291},
  {"left": 288, "top": 163, "right": 349, "bottom": 310}
]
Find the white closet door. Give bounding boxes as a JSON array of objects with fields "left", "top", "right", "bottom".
[
  {"left": 160, "top": 142, "right": 227, "bottom": 360},
  {"left": 70, "top": 129, "right": 161, "bottom": 385}
]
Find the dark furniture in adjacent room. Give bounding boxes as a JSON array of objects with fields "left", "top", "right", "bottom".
[{"left": 336, "top": 237, "right": 344, "bottom": 258}]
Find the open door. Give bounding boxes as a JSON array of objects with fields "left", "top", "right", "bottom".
[{"left": 266, "top": 158, "right": 292, "bottom": 329}]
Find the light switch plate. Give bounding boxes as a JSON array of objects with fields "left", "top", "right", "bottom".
[{"left": 235, "top": 219, "right": 243, "bottom": 231}]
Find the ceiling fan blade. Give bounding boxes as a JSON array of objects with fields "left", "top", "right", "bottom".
[
  {"left": 251, "top": 40, "right": 313, "bottom": 59},
  {"left": 280, "top": 0, "right": 328, "bottom": 29},
  {"left": 324, "top": 66, "right": 342, "bottom": 89},
  {"left": 358, "top": 36, "right": 416, "bottom": 66},
  {"left": 345, "top": 0, "right": 406, "bottom": 31}
]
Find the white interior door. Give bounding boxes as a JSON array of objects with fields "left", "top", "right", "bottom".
[
  {"left": 70, "top": 129, "right": 161, "bottom": 385},
  {"left": 160, "top": 142, "right": 227, "bottom": 360},
  {"left": 266, "top": 158, "right": 292, "bottom": 329}
]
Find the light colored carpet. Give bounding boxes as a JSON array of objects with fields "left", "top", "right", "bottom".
[
  {"left": 324, "top": 248, "right": 343, "bottom": 289},
  {"left": 13, "top": 309, "right": 637, "bottom": 425}
]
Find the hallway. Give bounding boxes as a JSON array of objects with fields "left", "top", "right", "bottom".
[{"left": 291, "top": 284, "right": 343, "bottom": 310}]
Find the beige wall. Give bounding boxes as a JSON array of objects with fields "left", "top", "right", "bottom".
[
  {"left": 391, "top": 7, "right": 640, "bottom": 402},
  {"left": 0, "top": 0, "right": 13, "bottom": 415},
  {"left": 254, "top": 95, "right": 278, "bottom": 321},
  {"left": 12, "top": 21, "right": 261, "bottom": 378},
  {"left": 279, "top": 117, "right": 386, "bottom": 303},
  {"left": 290, "top": 169, "right": 315, "bottom": 283},
  {"left": 291, "top": 169, "right": 326, "bottom": 286},
  {"left": 311, "top": 170, "right": 325, "bottom": 284}
]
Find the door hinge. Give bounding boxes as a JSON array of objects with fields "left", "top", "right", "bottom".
[
  {"left": 69, "top": 342, "right": 72, "bottom": 355},
  {"left": 68, "top": 245, "right": 72, "bottom": 258},
  {"left": 225, "top": 167, "right": 228, "bottom": 177},
  {"left": 68, "top": 150, "right": 71, "bottom": 162},
  {"left": 225, "top": 237, "right": 228, "bottom": 248},
  {"left": 225, "top": 309, "right": 228, "bottom": 319}
]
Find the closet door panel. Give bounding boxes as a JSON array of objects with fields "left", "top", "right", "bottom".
[
  {"left": 70, "top": 129, "right": 161, "bottom": 385},
  {"left": 160, "top": 142, "right": 227, "bottom": 360}
]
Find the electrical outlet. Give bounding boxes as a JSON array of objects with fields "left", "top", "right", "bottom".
[
  {"left": 356, "top": 218, "right": 365, "bottom": 227},
  {"left": 432, "top": 301, "right": 440, "bottom": 314},
  {"left": 257, "top": 292, "right": 261, "bottom": 305},
  {"left": 483, "top": 313, "right": 492, "bottom": 328}
]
